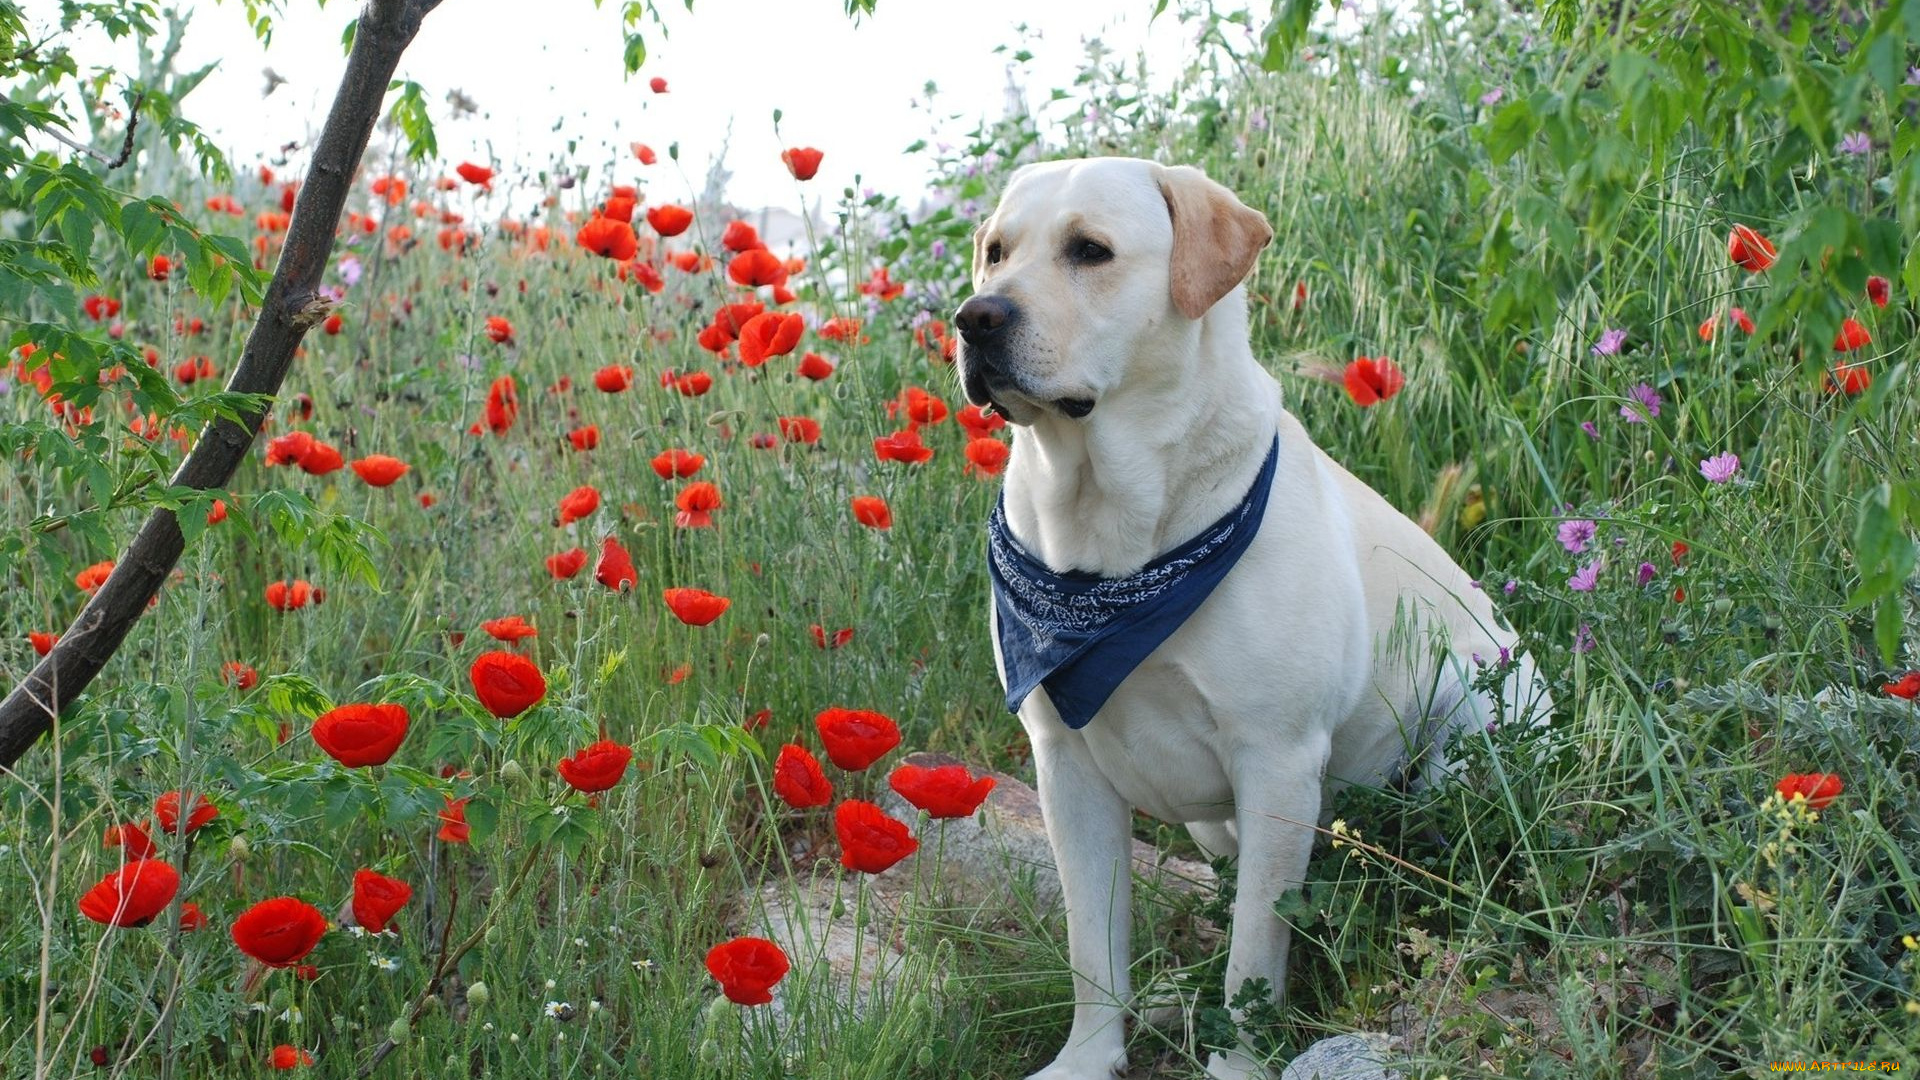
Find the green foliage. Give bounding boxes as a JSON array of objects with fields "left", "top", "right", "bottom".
[{"left": 385, "top": 79, "right": 439, "bottom": 163}]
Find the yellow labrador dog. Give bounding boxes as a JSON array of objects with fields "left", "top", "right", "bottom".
[{"left": 953, "top": 157, "right": 1547, "bottom": 1080}]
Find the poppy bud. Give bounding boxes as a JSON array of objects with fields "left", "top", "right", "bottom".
[
  {"left": 387, "top": 1018, "right": 410, "bottom": 1043},
  {"left": 500, "top": 759, "right": 529, "bottom": 786},
  {"left": 466, "top": 981, "right": 489, "bottom": 1008},
  {"left": 229, "top": 835, "right": 252, "bottom": 861}
]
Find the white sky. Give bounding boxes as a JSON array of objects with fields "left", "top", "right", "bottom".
[{"left": 48, "top": 0, "right": 1220, "bottom": 212}]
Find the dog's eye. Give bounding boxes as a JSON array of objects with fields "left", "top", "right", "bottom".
[
  {"left": 1069, "top": 238, "right": 1113, "bottom": 265},
  {"left": 986, "top": 240, "right": 1003, "bottom": 266}
]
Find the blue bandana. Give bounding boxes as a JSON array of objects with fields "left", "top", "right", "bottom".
[{"left": 988, "top": 436, "right": 1280, "bottom": 729}]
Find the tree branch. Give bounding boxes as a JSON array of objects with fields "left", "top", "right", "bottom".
[{"left": 0, "top": 0, "right": 447, "bottom": 771}]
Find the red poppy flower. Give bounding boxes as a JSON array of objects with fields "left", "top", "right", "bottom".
[
  {"left": 647, "top": 204, "right": 693, "bottom": 237},
  {"left": 810, "top": 624, "right": 855, "bottom": 649},
  {"left": 594, "top": 365, "right": 634, "bottom": 393},
  {"left": 813, "top": 707, "right": 901, "bottom": 771},
  {"left": 577, "top": 216, "right": 639, "bottom": 261},
  {"left": 154, "top": 790, "right": 217, "bottom": 834},
  {"left": 850, "top": 496, "right": 891, "bottom": 529},
  {"left": 674, "top": 371, "right": 714, "bottom": 396},
  {"left": 631, "top": 142, "right": 658, "bottom": 164},
  {"left": 322, "top": 313, "right": 344, "bottom": 336},
  {"left": 485, "top": 315, "right": 514, "bottom": 344},
  {"left": 29, "top": 631, "right": 58, "bottom": 656},
  {"left": 105, "top": 821, "right": 158, "bottom": 858},
  {"left": 860, "top": 267, "right": 904, "bottom": 301},
  {"left": 266, "top": 430, "right": 315, "bottom": 466},
  {"left": 1824, "top": 363, "right": 1871, "bottom": 395},
  {"left": 297, "top": 440, "right": 344, "bottom": 475},
  {"left": 738, "top": 311, "right": 805, "bottom": 366},
  {"left": 437, "top": 797, "right": 471, "bottom": 843},
  {"left": 231, "top": 896, "right": 327, "bottom": 966},
  {"left": 311, "top": 703, "right": 410, "bottom": 767},
  {"left": 547, "top": 546, "right": 589, "bottom": 580},
  {"left": 1343, "top": 356, "right": 1405, "bottom": 407},
  {"left": 651, "top": 449, "right": 705, "bottom": 479},
  {"left": 470, "top": 651, "right": 546, "bottom": 718},
  {"left": 662, "top": 587, "right": 730, "bottom": 626},
  {"left": 957, "top": 403, "right": 1005, "bottom": 439},
  {"left": 964, "top": 437, "right": 1010, "bottom": 477},
  {"left": 556, "top": 740, "right": 634, "bottom": 793},
  {"left": 265, "top": 579, "right": 315, "bottom": 611},
  {"left": 271, "top": 1045, "right": 315, "bottom": 1069},
  {"left": 482, "top": 615, "right": 538, "bottom": 643},
  {"left": 603, "top": 194, "right": 637, "bottom": 223},
  {"left": 834, "top": 799, "right": 918, "bottom": 873},
  {"left": 220, "top": 661, "right": 258, "bottom": 689},
  {"left": 350, "top": 454, "right": 409, "bottom": 488},
  {"left": 351, "top": 869, "right": 412, "bottom": 933},
  {"left": 780, "top": 147, "right": 824, "bottom": 181},
  {"left": 675, "top": 481, "right": 722, "bottom": 528},
  {"left": 772, "top": 744, "right": 833, "bottom": 808},
  {"left": 75, "top": 560, "right": 114, "bottom": 593},
  {"left": 778, "top": 416, "right": 822, "bottom": 444},
  {"left": 207, "top": 499, "right": 229, "bottom": 525},
  {"left": 901, "top": 387, "right": 948, "bottom": 426},
  {"left": 596, "top": 536, "right": 639, "bottom": 591},
  {"left": 179, "top": 901, "right": 207, "bottom": 931},
  {"left": 705, "top": 936, "right": 790, "bottom": 1005},
  {"left": 568, "top": 424, "right": 600, "bottom": 451},
  {"left": 796, "top": 352, "right": 835, "bottom": 381},
  {"left": 728, "top": 249, "right": 788, "bottom": 289},
  {"left": 1727, "top": 224, "right": 1776, "bottom": 273},
  {"left": 648, "top": 76, "right": 668, "bottom": 93},
  {"left": 1883, "top": 672, "right": 1920, "bottom": 700},
  {"left": 1774, "top": 772, "right": 1843, "bottom": 809},
  {"left": 888, "top": 763, "right": 997, "bottom": 819},
  {"left": 485, "top": 375, "right": 519, "bottom": 435},
  {"left": 721, "top": 220, "right": 763, "bottom": 253},
  {"left": 455, "top": 162, "right": 494, "bottom": 188},
  {"left": 1866, "top": 275, "right": 1890, "bottom": 309},
  {"left": 149, "top": 254, "right": 172, "bottom": 281},
  {"left": 1833, "top": 317, "right": 1871, "bottom": 353},
  {"left": 558, "top": 485, "right": 602, "bottom": 526},
  {"left": 77, "top": 859, "right": 180, "bottom": 927},
  {"left": 873, "top": 428, "right": 933, "bottom": 465}
]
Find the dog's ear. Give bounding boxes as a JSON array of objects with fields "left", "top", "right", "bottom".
[{"left": 1156, "top": 165, "right": 1273, "bottom": 320}]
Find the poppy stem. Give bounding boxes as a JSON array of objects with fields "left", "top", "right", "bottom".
[{"left": 0, "top": 0, "right": 446, "bottom": 773}]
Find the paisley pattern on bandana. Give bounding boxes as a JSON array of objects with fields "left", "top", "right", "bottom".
[{"left": 989, "top": 437, "right": 1279, "bottom": 729}]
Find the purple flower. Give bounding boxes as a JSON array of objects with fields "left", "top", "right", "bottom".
[
  {"left": 1908, "top": 66, "right": 1920, "bottom": 87},
  {"left": 1557, "top": 519, "right": 1597, "bottom": 554},
  {"left": 1479, "top": 87, "right": 1505, "bottom": 107},
  {"left": 1838, "top": 131, "right": 1872, "bottom": 156},
  {"left": 1636, "top": 561, "right": 1657, "bottom": 587},
  {"left": 1573, "top": 624, "right": 1597, "bottom": 654},
  {"left": 1503, "top": 580, "right": 1518, "bottom": 595},
  {"left": 1580, "top": 420, "right": 1600, "bottom": 440},
  {"left": 339, "top": 255, "right": 363, "bottom": 287},
  {"left": 1250, "top": 108, "right": 1269, "bottom": 131},
  {"left": 1699, "top": 452, "right": 1740, "bottom": 484},
  {"left": 1621, "top": 382, "right": 1661, "bottom": 423},
  {"left": 1568, "top": 560, "right": 1602, "bottom": 592},
  {"left": 929, "top": 239, "right": 947, "bottom": 261},
  {"left": 1592, "top": 328, "right": 1628, "bottom": 356},
  {"left": 1498, "top": 646, "right": 1511, "bottom": 665},
  {"left": 456, "top": 352, "right": 482, "bottom": 371}
]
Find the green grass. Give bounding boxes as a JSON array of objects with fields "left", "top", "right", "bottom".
[{"left": 4, "top": 3, "right": 1919, "bottom": 1078}]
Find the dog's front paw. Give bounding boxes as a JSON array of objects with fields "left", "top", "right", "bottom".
[
  {"left": 1204, "top": 1049, "right": 1271, "bottom": 1080},
  {"left": 1025, "top": 1046, "right": 1128, "bottom": 1080}
]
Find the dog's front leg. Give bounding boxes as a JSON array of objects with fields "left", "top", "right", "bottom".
[
  {"left": 1206, "top": 739, "right": 1329, "bottom": 1080},
  {"left": 1027, "top": 732, "right": 1133, "bottom": 1080}
]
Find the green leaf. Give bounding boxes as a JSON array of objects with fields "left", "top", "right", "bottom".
[{"left": 623, "top": 32, "right": 646, "bottom": 75}]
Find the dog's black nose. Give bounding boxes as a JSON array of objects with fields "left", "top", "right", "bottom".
[{"left": 955, "top": 295, "right": 1016, "bottom": 344}]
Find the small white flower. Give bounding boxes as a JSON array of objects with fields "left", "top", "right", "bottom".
[
  {"left": 633, "top": 958, "right": 659, "bottom": 975},
  {"left": 573, "top": 937, "right": 587, "bottom": 948},
  {"left": 345, "top": 925, "right": 369, "bottom": 939},
  {"left": 483, "top": 1022, "right": 494, "bottom": 1032},
  {"left": 508, "top": 1033, "right": 519, "bottom": 1043},
  {"left": 543, "top": 1000, "right": 574, "bottom": 1021},
  {"left": 588, "top": 999, "right": 602, "bottom": 1012},
  {"left": 370, "top": 955, "right": 400, "bottom": 973},
  {"left": 544, "top": 978, "right": 556, "bottom": 990},
  {"left": 277, "top": 1007, "right": 303, "bottom": 1025}
]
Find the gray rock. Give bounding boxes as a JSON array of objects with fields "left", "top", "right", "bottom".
[{"left": 1280, "top": 1033, "right": 1400, "bottom": 1080}]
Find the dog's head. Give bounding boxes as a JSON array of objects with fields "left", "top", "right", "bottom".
[{"left": 953, "top": 158, "right": 1272, "bottom": 425}]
